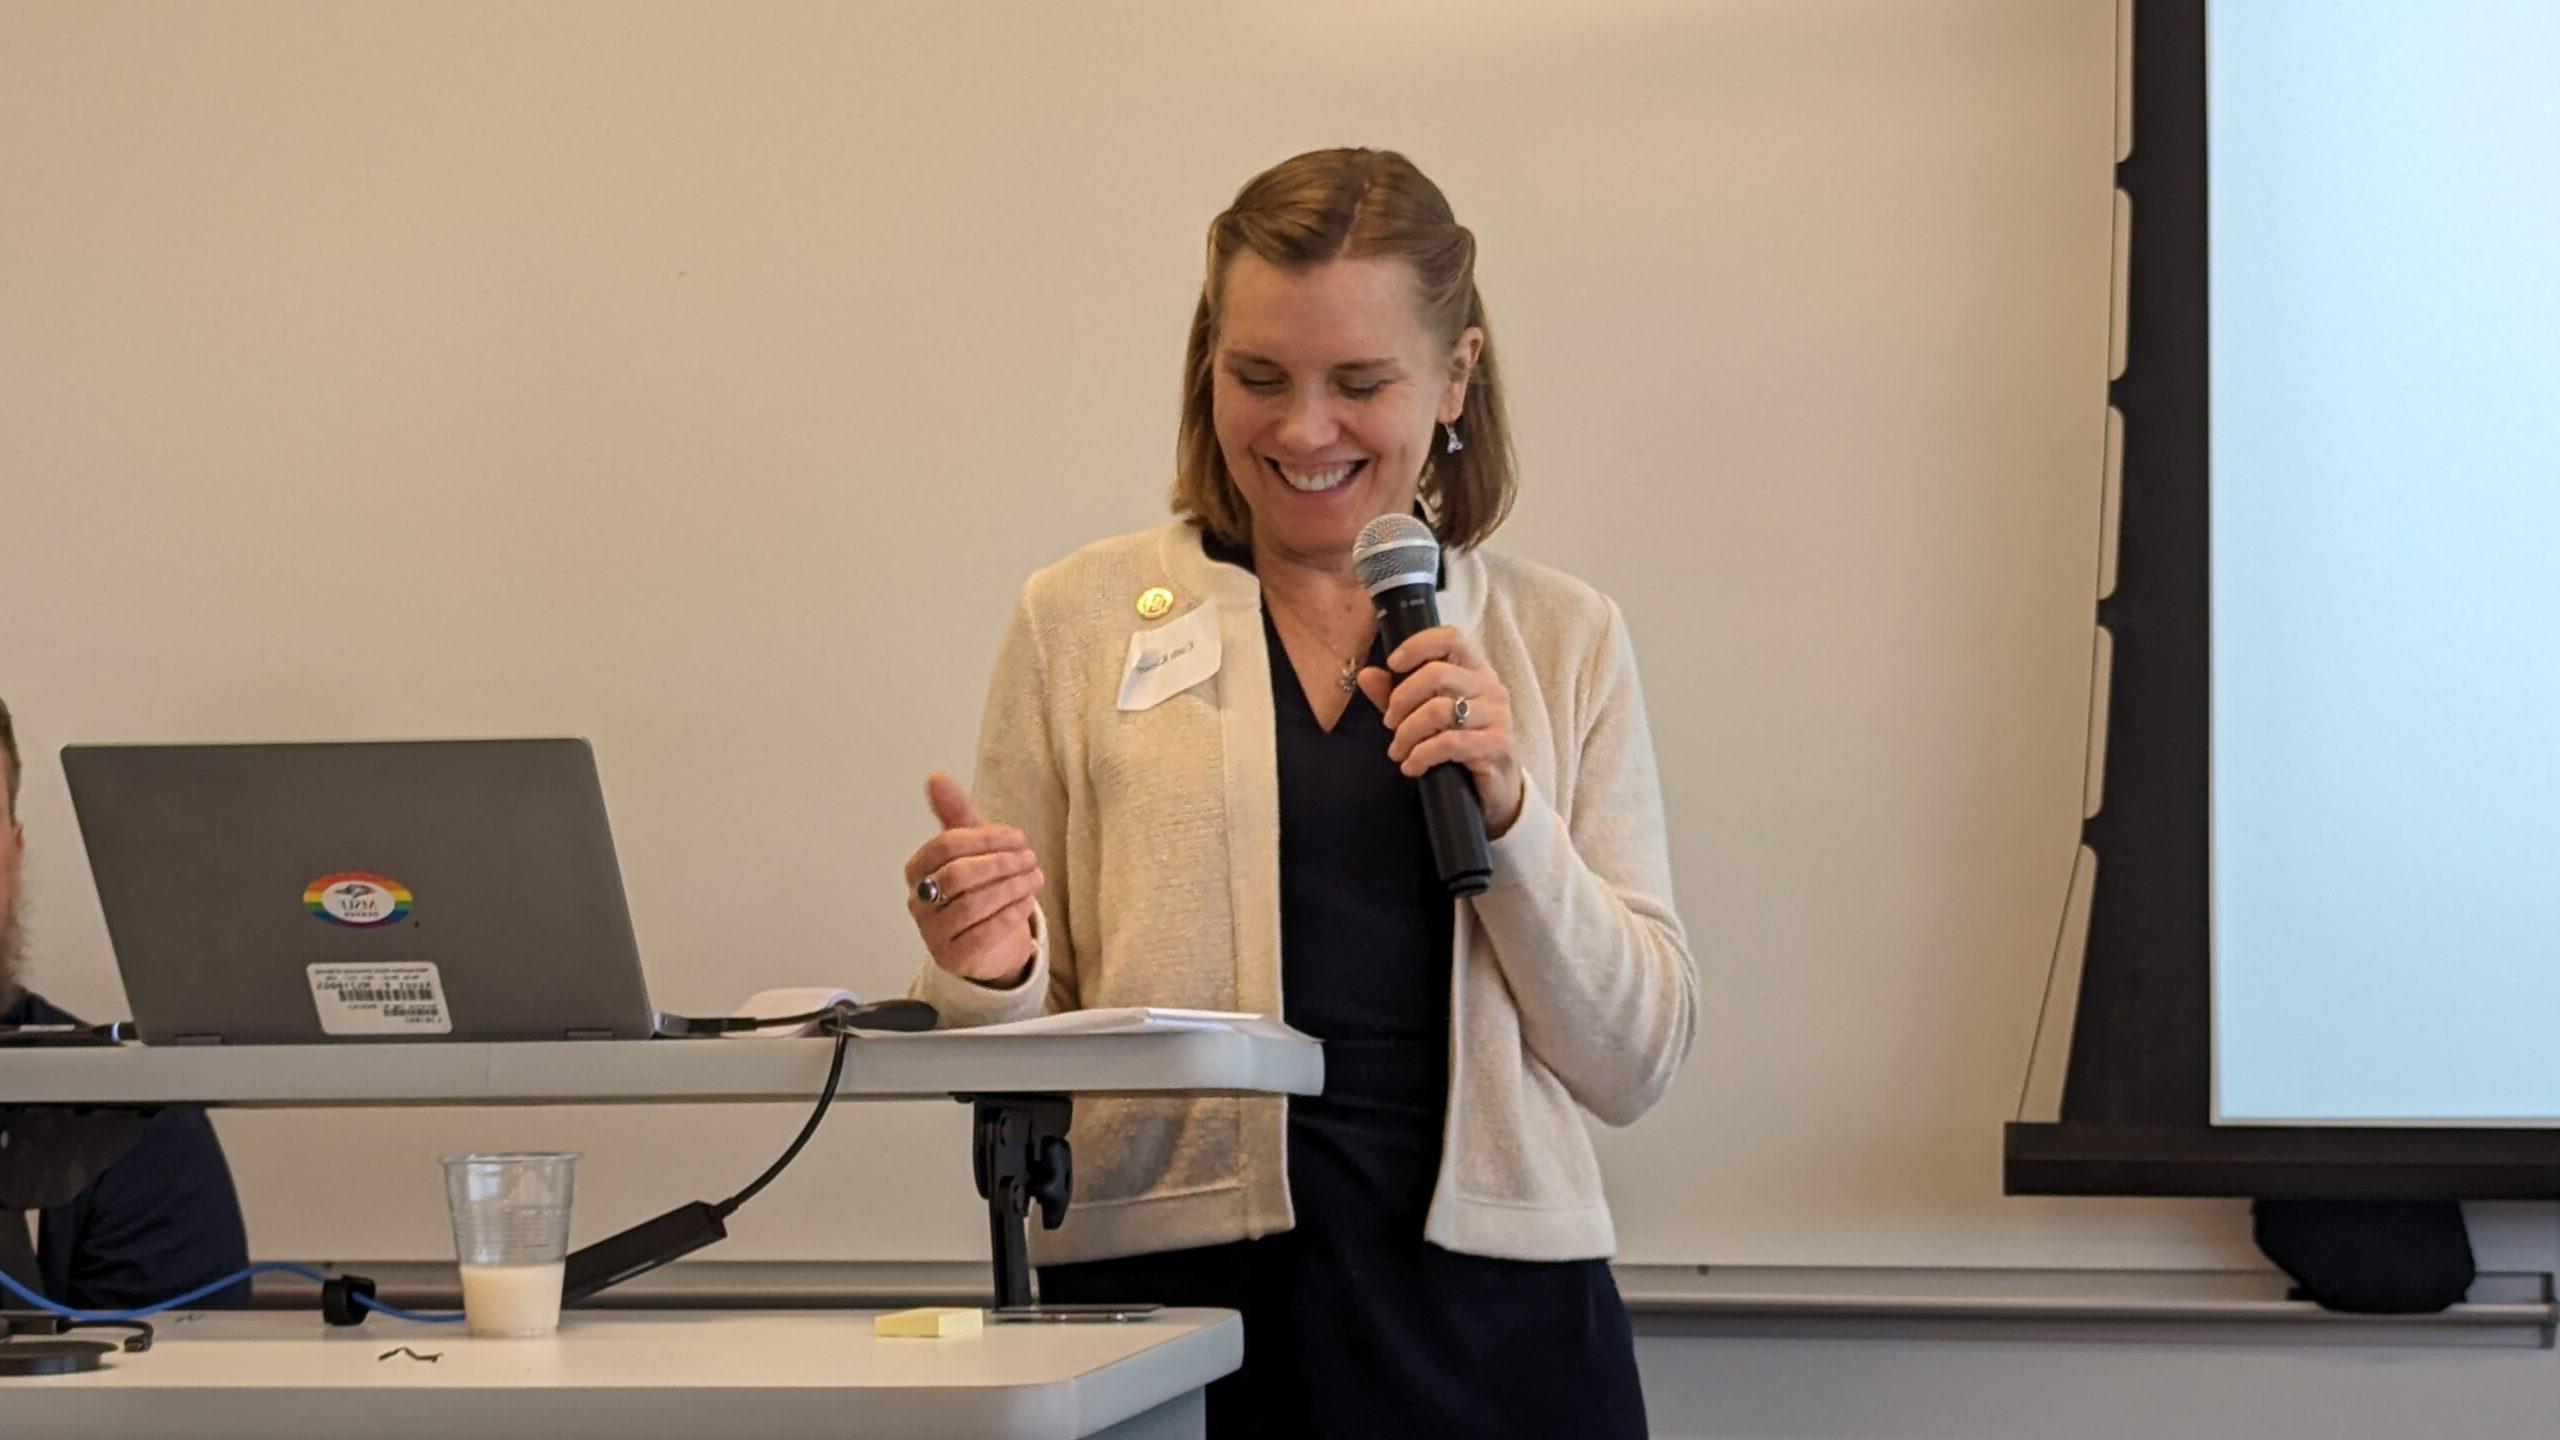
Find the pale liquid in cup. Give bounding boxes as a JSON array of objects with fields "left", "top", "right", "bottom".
[{"left": 459, "top": 1261, "right": 566, "bottom": 1338}]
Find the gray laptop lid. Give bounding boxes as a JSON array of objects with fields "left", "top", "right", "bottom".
[{"left": 61, "top": 739, "right": 658, "bottom": 1044}]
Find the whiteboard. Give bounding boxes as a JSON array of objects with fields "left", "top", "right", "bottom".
[{"left": 0, "top": 0, "right": 2253, "bottom": 1269}]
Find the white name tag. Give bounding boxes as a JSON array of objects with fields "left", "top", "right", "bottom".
[
  {"left": 307, "top": 961, "right": 454, "bottom": 1036},
  {"left": 1117, "top": 601, "right": 1222, "bottom": 711}
]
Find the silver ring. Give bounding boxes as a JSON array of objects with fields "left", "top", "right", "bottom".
[
  {"left": 1451, "top": 696, "right": 1472, "bottom": 730},
  {"left": 915, "top": 877, "right": 947, "bottom": 907}
]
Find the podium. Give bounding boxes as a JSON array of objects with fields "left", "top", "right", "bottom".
[{"left": 0, "top": 1025, "right": 1324, "bottom": 1311}]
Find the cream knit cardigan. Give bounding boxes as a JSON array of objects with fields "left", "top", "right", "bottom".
[{"left": 913, "top": 520, "right": 1698, "bottom": 1265}]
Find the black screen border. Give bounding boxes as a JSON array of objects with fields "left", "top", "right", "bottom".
[{"left": 2003, "top": 0, "right": 2560, "bottom": 1199}]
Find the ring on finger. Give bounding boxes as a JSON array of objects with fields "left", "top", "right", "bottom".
[
  {"left": 1451, "top": 696, "right": 1472, "bottom": 731},
  {"left": 915, "top": 877, "right": 949, "bottom": 907}
]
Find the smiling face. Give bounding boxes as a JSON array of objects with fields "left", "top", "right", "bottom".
[{"left": 1211, "top": 253, "right": 1481, "bottom": 572}]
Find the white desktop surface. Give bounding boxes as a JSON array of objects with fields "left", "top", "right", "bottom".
[
  {"left": 5, "top": 1308, "right": 1240, "bottom": 1439},
  {"left": 0, "top": 1029, "right": 1322, "bottom": 1107}
]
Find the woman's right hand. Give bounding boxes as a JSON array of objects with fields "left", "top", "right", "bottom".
[{"left": 905, "top": 772, "right": 1045, "bottom": 986}]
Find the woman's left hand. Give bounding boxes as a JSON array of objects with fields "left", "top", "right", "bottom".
[{"left": 1357, "top": 626, "right": 1524, "bottom": 840}]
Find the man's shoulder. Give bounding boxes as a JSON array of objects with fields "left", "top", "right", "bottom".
[{"left": 2, "top": 987, "right": 79, "bottom": 1027}]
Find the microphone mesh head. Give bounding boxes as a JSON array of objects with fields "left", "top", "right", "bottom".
[{"left": 1352, "top": 513, "right": 1440, "bottom": 596}]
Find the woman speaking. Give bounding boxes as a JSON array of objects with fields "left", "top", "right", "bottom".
[{"left": 905, "top": 147, "right": 1697, "bottom": 1438}]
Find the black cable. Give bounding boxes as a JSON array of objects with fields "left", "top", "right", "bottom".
[
  {"left": 727, "top": 1004, "right": 845, "bottom": 1030},
  {"left": 662, "top": 997, "right": 937, "bottom": 1036},
  {"left": 330, "top": 1004, "right": 905, "bottom": 1323},
  {"left": 712, "top": 1022, "right": 850, "bottom": 1219}
]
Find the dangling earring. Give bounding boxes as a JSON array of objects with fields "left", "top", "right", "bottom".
[{"left": 1443, "top": 420, "right": 1464, "bottom": 455}]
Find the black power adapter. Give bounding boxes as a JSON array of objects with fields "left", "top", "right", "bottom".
[
  {"left": 561, "top": 1200, "right": 730, "bottom": 1307},
  {"left": 323, "top": 1000, "right": 904, "bottom": 1325},
  {"left": 318, "top": 1203, "right": 729, "bottom": 1325}
]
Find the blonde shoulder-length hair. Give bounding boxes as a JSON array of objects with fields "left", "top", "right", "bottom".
[{"left": 1172, "top": 148, "right": 1517, "bottom": 553}]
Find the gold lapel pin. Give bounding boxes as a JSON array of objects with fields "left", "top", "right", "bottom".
[{"left": 1135, "top": 586, "right": 1175, "bottom": 620}]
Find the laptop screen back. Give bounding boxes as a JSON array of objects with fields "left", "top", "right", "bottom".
[{"left": 62, "top": 738, "right": 657, "bottom": 1044}]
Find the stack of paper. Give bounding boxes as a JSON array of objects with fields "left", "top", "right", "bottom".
[{"left": 897, "top": 1007, "right": 1306, "bottom": 1041}]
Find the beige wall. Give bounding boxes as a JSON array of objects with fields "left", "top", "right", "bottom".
[{"left": 0, "top": 1, "right": 2243, "bottom": 1270}]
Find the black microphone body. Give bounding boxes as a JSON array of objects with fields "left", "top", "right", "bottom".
[
  {"left": 1355, "top": 515, "right": 1493, "bottom": 897},
  {"left": 1374, "top": 584, "right": 1494, "bottom": 895}
]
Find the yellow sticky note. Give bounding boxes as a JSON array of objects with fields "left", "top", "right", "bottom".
[{"left": 873, "top": 1306, "right": 985, "bottom": 1338}]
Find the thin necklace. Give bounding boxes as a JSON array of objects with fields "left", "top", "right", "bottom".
[{"left": 1265, "top": 590, "right": 1369, "bottom": 694}]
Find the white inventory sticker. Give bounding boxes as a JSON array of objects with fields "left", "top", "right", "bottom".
[{"left": 307, "top": 962, "right": 453, "bottom": 1036}]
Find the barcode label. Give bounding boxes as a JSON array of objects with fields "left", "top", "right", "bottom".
[
  {"left": 308, "top": 962, "right": 452, "bottom": 1036},
  {"left": 328, "top": 985, "right": 436, "bottom": 1003}
]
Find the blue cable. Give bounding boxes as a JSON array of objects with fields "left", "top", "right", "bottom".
[
  {"left": 351, "top": 1293, "right": 467, "bottom": 1324},
  {"left": 0, "top": 1260, "right": 462, "bottom": 1324}
]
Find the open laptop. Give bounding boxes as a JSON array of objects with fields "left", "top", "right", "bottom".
[{"left": 61, "top": 739, "right": 662, "bottom": 1044}]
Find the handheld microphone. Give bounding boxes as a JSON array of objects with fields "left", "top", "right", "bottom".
[{"left": 1353, "top": 513, "right": 1493, "bottom": 896}]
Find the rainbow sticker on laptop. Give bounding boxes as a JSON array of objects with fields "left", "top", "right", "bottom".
[{"left": 305, "top": 872, "right": 414, "bottom": 927}]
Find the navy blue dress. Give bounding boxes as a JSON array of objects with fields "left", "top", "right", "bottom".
[
  {"left": 1039, "top": 606, "right": 1646, "bottom": 1439},
  {"left": 1, "top": 990, "right": 253, "bottom": 1312}
]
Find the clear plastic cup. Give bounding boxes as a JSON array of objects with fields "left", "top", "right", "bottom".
[{"left": 440, "top": 1151, "right": 578, "bottom": 1338}]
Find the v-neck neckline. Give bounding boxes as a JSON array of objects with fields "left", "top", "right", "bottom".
[{"left": 1265, "top": 608, "right": 1382, "bottom": 737}]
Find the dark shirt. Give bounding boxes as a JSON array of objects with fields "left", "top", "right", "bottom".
[
  {"left": 2, "top": 990, "right": 253, "bottom": 1311},
  {"left": 1268, "top": 608, "right": 1454, "bottom": 1157},
  {"left": 1202, "top": 526, "right": 1455, "bottom": 1142}
]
